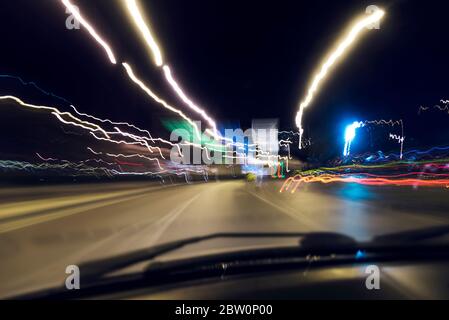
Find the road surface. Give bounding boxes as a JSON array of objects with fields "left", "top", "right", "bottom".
[{"left": 1, "top": 179, "right": 448, "bottom": 297}]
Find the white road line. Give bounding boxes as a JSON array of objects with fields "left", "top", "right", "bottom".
[
  {"left": 246, "top": 189, "right": 323, "bottom": 231},
  {"left": 146, "top": 193, "right": 202, "bottom": 246}
]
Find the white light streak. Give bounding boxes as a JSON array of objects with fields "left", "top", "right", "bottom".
[
  {"left": 123, "top": 0, "right": 163, "bottom": 66},
  {"left": 295, "top": 9, "right": 385, "bottom": 148},
  {"left": 61, "top": 0, "right": 117, "bottom": 64}
]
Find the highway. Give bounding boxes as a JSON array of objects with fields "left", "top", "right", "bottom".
[{"left": 1, "top": 179, "right": 449, "bottom": 297}]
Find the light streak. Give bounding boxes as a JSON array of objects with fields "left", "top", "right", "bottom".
[
  {"left": 59, "top": 2, "right": 214, "bottom": 146},
  {"left": 87, "top": 147, "right": 163, "bottom": 170},
  {"left": 123, "top": 0, "right": 220, "bottom": 138},
  {"left": 402, "top": 145, "right": 449, "bottom": 157},
  {"left": 69, "top": 105, "right": 154, "bottom": 140},
  {"left": 343, "top": 121, "right": 364, "bottom": 156},
  {"left": 314, "top": 158, "right": 449, "bottom": 173},
  {"left": 123, "top": 0, "right": 163, "bottom": 66},
  {"left": 1, "top": 159, "right": 114, "bottom": 177},
  {"left": 0, "top": 95, "right": 205, "bottom": 181},
  {"left": 51, "top": 112, "right": 108, "bottom": 135},
  {"left": 363, "top": 119, "right": 405, "bottom": 159},
  {"left": 295, "top": 8, "right": 385, "bottom": 148},
  {"left": 57, "top": 0, "right": 274, "bottom": 162},
  {"left": 36, "top": 153, "right": 58, "bottom": 162},
  {"left": 0, "top": 75, "right": 73, "bottom": 105},
  {"left": 418, "top": 105, "right": 430, "bottom": 114},
  {"left": 279, "top": 131, "right": 312, "bottom": 148},
  {"left": 61, "top": 0, "right": 117, "bottom": 64},
  {"left": 162, "top": 66, "right": 218, "bottom": 136},
  {"left": 281, "top": 172, "right": 449, "bottom": 194},
  {"left": 109, "top": 127, "right": 164, "bottom": 158},
  {"left": 37, "top": 153, "right": 117, "bottom": 168},
  {"left": 59, "top": 0, "right": 220, "bottom": 147},
  {"left": 122, "top": 62, "right": 202, "bottom": 139},
  {"left": 89, "top": 131, "right": 147, "bottom": 147},
  {"left": 111, "top": 127, "right": 183, "bottom": 158},
  {"left": 0, "top": 95, "right": 111, "bottom": 138},
  {"left": 0, "top": 76, "right": 169, "bottom": 153},
  {"left": 418, "top": 100, "right": 449, "bottom": 115},
  {"left": 389, "top": 133, "right": 405, "bottom": 159},
  {"left": 0, "top": 95, "right": 176, "bottom": 167},
  {"left": 57, "top": 1, "right": 233, "bottom": 153},
  {"left": 363, "top": 119, "right": 403, "bottom": 127},
  {"left": 279, "top": 131, "right": 301, "bottom": 136},
  {"left": 115, "top": 160, "right": 144, "bottom": 167}
]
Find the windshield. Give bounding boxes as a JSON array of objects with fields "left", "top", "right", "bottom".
[{"left": 1, "top": 0, "right": 449, "bottom": 300}]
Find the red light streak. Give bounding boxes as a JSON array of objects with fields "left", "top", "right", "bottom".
[
  {"left": 115, "top": 160, "right": 144, "bottom": 167},
  {"left": 281, "top": 172, "right": 449, "bottom": 193}
]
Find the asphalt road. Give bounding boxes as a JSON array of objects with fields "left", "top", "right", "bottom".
[{"left": 1, "top": 179, "right": 449, "bottom": 297}]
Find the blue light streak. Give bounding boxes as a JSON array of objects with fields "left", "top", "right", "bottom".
[{"left": 343, "top": 121, "right": 364, "bottom": 156}]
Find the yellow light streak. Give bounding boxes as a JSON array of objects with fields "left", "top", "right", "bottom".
[
  {"left": 124, "top": 0, "right": 163, "bottom": 66},
  {"left": 61, "top": 0, "right": 117, "bottom": 64},
  {"left": 122, "top": 62, "right": 202, "bottom": 139},
  {"left": 295, "top": 8, "right": 385, "bottom": 148}
]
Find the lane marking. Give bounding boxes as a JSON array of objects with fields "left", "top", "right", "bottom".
[
  {"left": 0, "top": 186, "right": 164, "bottom": 219},
  {"left": 113, "top": 193, "right": 203, "bottom": 252},
  {"left": 0, "top": 193, "right": 151, "bottom": 234},
  {"left": 0, "top": 191, "right": 203, "bottom": 296},
  {"left": 0, "top": 184, "right": 185, "bottom": 234},
  {"left": 246, "top": 189, "right": 323, "bottom": 231}
]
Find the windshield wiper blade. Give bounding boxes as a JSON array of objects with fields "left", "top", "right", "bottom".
[
  {"left": 79, "top": 232, "right": 357, "bottom": 281},
  {"left": 374, "top": 225, "right": 449, "bottom": 243}
]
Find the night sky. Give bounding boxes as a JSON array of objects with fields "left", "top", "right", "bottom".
[{"left": 1, "top": 0, "right": 449, "bottom": 161}]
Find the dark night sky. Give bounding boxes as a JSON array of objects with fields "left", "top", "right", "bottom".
[{"left": 1, "top": 0, "right": 449, "bottom": 160}]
